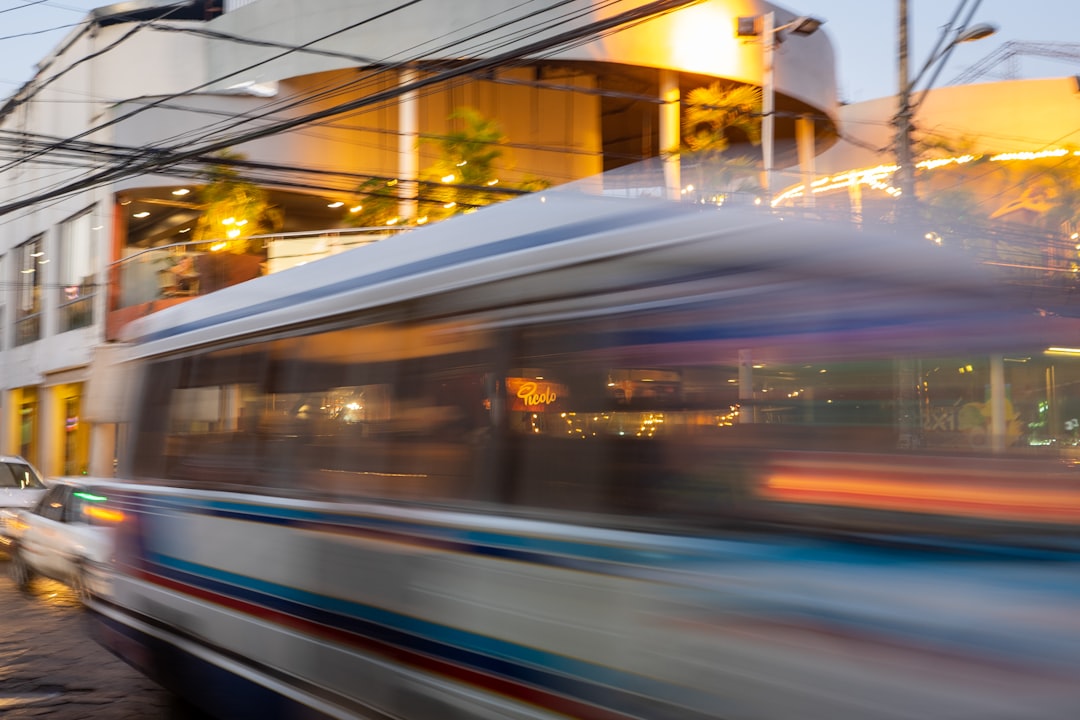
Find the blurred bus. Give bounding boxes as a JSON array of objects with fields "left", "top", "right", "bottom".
[{"left": 87, "top": 192, "right": 1080, "bottom": 720}]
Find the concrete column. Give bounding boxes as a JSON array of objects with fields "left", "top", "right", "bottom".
[
  {"left": 659, "top": 69, "right": 681, "bottom": 201},
  {"left": 796, "top": 114, "right": 816, "bottom": 208},
  {"left": 738, "top": 349, "right": 754, "bottom": 423},
  {"left": 89, "top": 423, "right": 117, "bottom": 477},
  {"left": 989, "top": 354, "right": 1006, "bottom": 453},
  {"left": 398, "top": 66, "right": 419, "bottom": 222},
  {"left": 40, "top": 384, "right": 61, "bottom": 476},
  {"left": 3, "top": 389, "right": 17, "bottom": 456}
]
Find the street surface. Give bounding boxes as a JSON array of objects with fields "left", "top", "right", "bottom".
[{"left": 0, "top": 553, "right": 197, "bottom": 719}]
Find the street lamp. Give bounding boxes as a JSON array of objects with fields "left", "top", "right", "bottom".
[
  {"left": 737, "top": 13, "right": 825, "bottom": 204},
  {"left": 895, "top": 0, "right": 996, "bottom": 222}
]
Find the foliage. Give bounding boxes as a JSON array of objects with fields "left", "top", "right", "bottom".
[
  {"left": 681, "top": 83, "right": 762, "bottom": 157},
  {"left": 342, "top": 177, "right": 402, "bottom": 228},
  {"left": 680, "top": 83, "right": 763, "bottom": 199},
  {"left": 912, "top": 130, "right": 980, "bottom": 160},
  {"left": 921, "top": 185, "right": 983, "bottom": 228},
  {"left": 343, "top": 107, "right": 548, "bottom": 228},
  {"left": 194, "top": 151, "right": 283, "bottom": 253}
]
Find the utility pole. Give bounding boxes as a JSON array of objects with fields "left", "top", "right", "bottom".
[
  {"left": 895, "top": 0, "right": 995, "bottom": 225},
  {"left": 895, "top": 0, "right": 916, "bottom": 223}
]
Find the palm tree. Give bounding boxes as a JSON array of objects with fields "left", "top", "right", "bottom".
[{"left": 680, "top": 83, "right": 763, "bottom": 200}]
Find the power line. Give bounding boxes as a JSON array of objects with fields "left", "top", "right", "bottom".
[
  {"left": 0, "top": 0, "right": 705, "bottom": 216},
  {"left": 0, "top": 0, "right": 427, "bottom": 175},
  {"left": 1, "top": 0, "right": 650, "bottom": 191},
  {"left": 0, "top": 1, "right": 49, "bottom": 16},
  {"left": 131, "top": 0, "right": 608, "bottom": 157}
]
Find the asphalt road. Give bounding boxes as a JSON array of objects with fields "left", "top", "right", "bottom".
[{"left": 0, "top": 552, "right": 202, "bottom": 719}]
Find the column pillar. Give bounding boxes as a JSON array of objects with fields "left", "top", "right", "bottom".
[
  {"left": 989, "top": 354, "right": 1006, "bottom": 452},
  {"left": 739, "top": 349, "right": 755, "bottom": 423},
  {"left": 40, "top": 384, "right": 62, "bottom": 476},
  {"left": 398, "top": 66, "right": 419, "bottom": 222},
  {"left": 659, "top": 70, "right": 681, "bottom": 201},
  {"left": 795, "top": 114, "right": 816, "bottom": 208},
  {"left": 89, "top": 424, "right": 117, "bottom": 477}
]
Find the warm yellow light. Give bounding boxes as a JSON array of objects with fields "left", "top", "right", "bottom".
[
  {"left": 416, "top": 216, "right": 428, "bottom": 225},
  {"left": 327, "top": 201, "right": 344, "bottom": 208},
  {"left": 991, "top": 149, "right": 1069, "bottom": 162},
  {"left": 235, "top": 219, "right": 248, "bottom": 227},
  {"left": 486, "top": 179, "right": 499, "bottom": 186},
  {"left": 171, "top": 188, "right": 190, "bottom": 196},
  {"left": 210, "top": 242, "right": 227, "bottom": 252},
  {"left": 443, "top": 201, "right": 456, "bottom": 209},
  {"left": 226, "top": 228, "right": 241, "bottom": 239},
  {"left": 85, "top": 505, "right": 125, "bottom": 523},
  {"left": 441, "top": 174, "right": 456, "bottom": 183},
  {"left": 1046, "top": 347, "right": 1080, "bottom": 356},
  {"left": 222, "top": 217, "right": 235, "bottom": 225},
  {"left": 386, "top": 217, "right": 399, "bottom": 225},
  {"left": 349, "top": 205, "right": 363, "bottom": 213},
  {"left": 669, "top": 4, "right": 739, "bottom": 74},
  {"left": 132, "top": 211, "right": 149, "bottom": 218}
]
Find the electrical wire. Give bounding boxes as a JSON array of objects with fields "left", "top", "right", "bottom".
[
  {"left": 0, "top": 0, "right": 669, "bottom": 195},
  {"left": 0, "top": 0, "right": 705, "bottom": 215}
]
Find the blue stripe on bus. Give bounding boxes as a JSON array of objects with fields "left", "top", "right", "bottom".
[
  {"left": 138, "top": 204, "right": 692, "bottom": 345},
  {"left": 142, "top": 550, "right": 722, "bottom": 719}
]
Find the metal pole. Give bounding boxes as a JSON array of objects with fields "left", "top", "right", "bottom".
[
  {"left": 896, "top": 0, "right": 915, "bottom": 222},
  {"left": 761, "top": 11, "right": 775, "bottom": 204}
]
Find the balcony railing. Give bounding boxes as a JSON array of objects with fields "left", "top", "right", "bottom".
[{"left": 105, "top": 226, "right": 407, "bottom": 340}]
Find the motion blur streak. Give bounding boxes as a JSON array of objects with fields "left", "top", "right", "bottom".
[{"left": 83, "top": 191, "right": 1080, "bottom": 720}]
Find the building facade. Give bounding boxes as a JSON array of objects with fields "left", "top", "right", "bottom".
[{"left": 0, "top": 0, "right": 839, "bottom": 477}]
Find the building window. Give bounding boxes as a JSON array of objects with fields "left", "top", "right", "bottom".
[
  {"left": 59, "top": 207, "right": 96, "bottom": 332},
  {"left": 14, "top": 235, "right": 44, "bottom": 346}
]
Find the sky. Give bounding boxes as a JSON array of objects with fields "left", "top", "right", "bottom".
[
  {"left": 0, "top": 0, "right": 1077, "bottom": 101},
  {"left": 0, "top": 0, "right": 103, "bottom": 93},
  {"left": 800, "top": 0, "right": 1080, "bottom": 104}
]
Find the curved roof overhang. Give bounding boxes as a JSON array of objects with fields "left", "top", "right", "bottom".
[{"left": 206, "top": 0, "right": 839, "bottom": 148}]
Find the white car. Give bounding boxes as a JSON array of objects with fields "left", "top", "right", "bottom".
[
  {"left": 0, "top": 455, "right": 48, "bottom": 546},
  {"left": 8, "top": 479, "right": 118, "bottom": 602}
]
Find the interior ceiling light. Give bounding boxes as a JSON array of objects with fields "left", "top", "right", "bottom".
[
  {"left": 133, "top": 211, "right": 150, "bottom": 218},
  {"left": 172, "top": 188, "right": 190, "bottom": 196}
]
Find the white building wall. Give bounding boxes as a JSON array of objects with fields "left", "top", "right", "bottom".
[
  {"left": 206, "top": 0, "right": 837, "bottom": 127},
  {"left": 815, "top": 77, "right": 1080, "bottom": 177}
]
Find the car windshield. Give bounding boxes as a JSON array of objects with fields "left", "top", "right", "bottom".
[{"left": 0, "top": 462, "right": 45, "bottom": 490}]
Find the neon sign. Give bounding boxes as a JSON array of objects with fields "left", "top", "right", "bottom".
[
  {"left": 516, "top": 381, "right": 557, "bottom": 406},
  {"left": 506, "top": 378, "right": 565, "bottom": 411}
]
